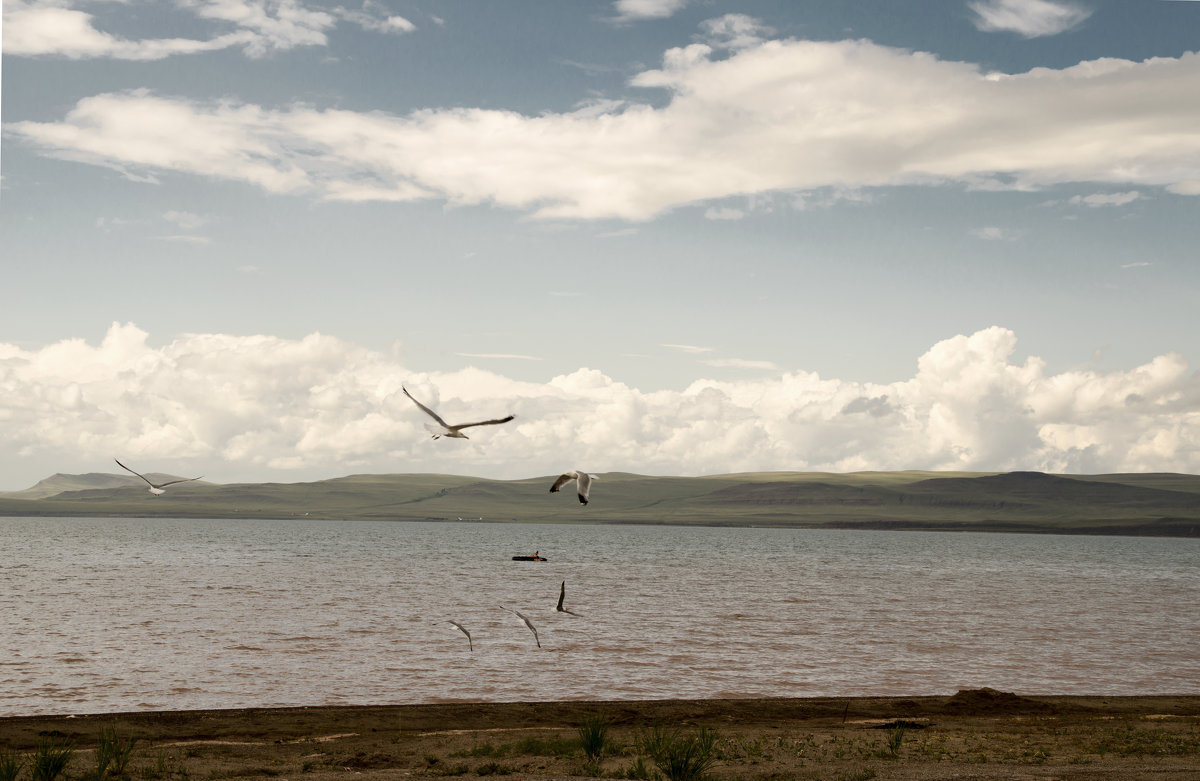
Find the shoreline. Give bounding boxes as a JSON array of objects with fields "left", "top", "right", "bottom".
[{"left": 5, "top": 691, "right": 1200, "bottom": 779}]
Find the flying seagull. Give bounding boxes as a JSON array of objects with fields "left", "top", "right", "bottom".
[
  {"left": 500, "top": 605, "right": 541, "bottom": 648},
  {"left": 550, "top": 470, "right": 597, "bottom": 505},
  {"left": 448, "top": 620, "right": 473, "bottom": 651},
  {"left": 402, "top": 386, "right": 515, "bottom": 439},
  {"left": 556, "top": 581, "right": 581, "bottom": 616},
  {"left": 114, "top": 458, "right": 203, "bottom": 496}
]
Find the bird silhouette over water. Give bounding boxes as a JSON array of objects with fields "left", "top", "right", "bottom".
[
  {"left": 448, "top": 620, "right": 473, "bottom": 651},
  {"left": 114, "top": 458, "right": 203, "bottom": 495},
  {"left": 402, "top": 386, "right": 515, "bottom": 439},
  {"left": 500, "top": 605, "right": 541, "bottom": 648},
  {"left": 550, "top": 470, "right": 597, "bottom": 505},
  {"left": 556, "top": 580, "right": 582, "bottom": 616}
]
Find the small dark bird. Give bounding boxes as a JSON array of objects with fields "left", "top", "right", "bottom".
[
  {"left": 550, "top": 470, "right": 597, "bottom": 504},
  {"left": 402, "top": 386, "right": 515, "bottom": 439},
  {"left": 448, "top": 620, "right": 473, "bottom": 651},
  {"left": 114, "top": 458, "right": 203, "bottom": 495},
  {"left": 556, "top": 580, "right": 581, "bottom": 616},
  {"left": 500, "top": 605, "right": 541, "bottom": 648}
]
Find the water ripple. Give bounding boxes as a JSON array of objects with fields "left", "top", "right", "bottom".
[{"left": 1, "top": 517, "right": 1198, "bottom": 715}]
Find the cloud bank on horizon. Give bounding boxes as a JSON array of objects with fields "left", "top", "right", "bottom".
[
  {"left": 2, "top": 323, "right": 1196, "bottom": 489},
  {"left": 7, "top": 10, "right": 1200, "bottom": 220}
]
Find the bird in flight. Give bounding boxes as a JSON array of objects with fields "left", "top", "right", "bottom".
[
  {"left": 402, "top": 386, "right": 515, "bottom": 439},
  {"left": 550, "top": 470, "right": 597, "bottom": 505},
  {"left": 448, "top": 620, "right": 473, "bottom": 651},
  {"left": 114, "top": 458, "right": 203, "bottom": 495},
  {"left": 556, "top": 581, "right": 582, "bottom": 616},
  {"left": 500, "top": 605, "right": 541, "bottom": 648}
]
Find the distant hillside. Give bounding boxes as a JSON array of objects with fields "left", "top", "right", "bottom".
[
  {"left": 7, "top": 472, "right": 146, "bottom": 499},
  {"left": 1, "top": 470, "right": 1198, "bottom": 537}
]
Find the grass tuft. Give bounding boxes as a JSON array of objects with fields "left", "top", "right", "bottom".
[
  {"left": 1, "top": 748, "right": 27, "bottom": 781},
  {"left": 578, "top": 712, "right": 612, "bottom": 761},
  {"left": 638, "top": 724, "right": 720, "bottom": 781},
  {"left": 31, "top": 738, "right": 75, "bottom": 781}
]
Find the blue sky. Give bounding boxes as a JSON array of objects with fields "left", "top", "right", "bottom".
[{"left": 2, "top": 0, "right": 1199, "bottom": 490}]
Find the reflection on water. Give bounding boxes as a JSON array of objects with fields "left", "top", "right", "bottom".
[{"left": 2, "top": 517, "right": 1198, "bottom": 715}]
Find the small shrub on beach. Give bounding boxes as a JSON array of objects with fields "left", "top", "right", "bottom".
[
  {"left": 1, "top": 748, "right": 26, "bottom": 781},
  {"left": 885, "top": 725, "right": 905, "bottom": 757},
  {"left": 578, "top": 712, "right": 612, "bottom": 760},
  {"left": 31, "top": 738, "right": 75, "bottom": 781},
  {"left": 618, "top": 756, "right": 653, "bottom": 779},
  {"left": 96, "top": 724, "right": 139, "bottom": 779},
  {"left": 637, "top": 724, "right": 719, "bottom": 781}
]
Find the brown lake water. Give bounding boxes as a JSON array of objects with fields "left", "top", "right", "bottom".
[{"left": 2, "top": 517, "right": 1197, "bottom": 716}]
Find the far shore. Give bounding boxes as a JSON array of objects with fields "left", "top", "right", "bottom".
[{"left": 4, "top": 691, "right": 1199, "bottom": 779}]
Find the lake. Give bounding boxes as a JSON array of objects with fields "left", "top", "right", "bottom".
[{"left": 2, "top": 517, "right": 1198, "bottom": 716}]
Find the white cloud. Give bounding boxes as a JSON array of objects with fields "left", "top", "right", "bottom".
[
  {"left": 699, "top": 14, "right": 773, "bottom": 50},
  {"left": 969, "top": 0, "right": 1092, "bottom": 38},
  {"left": 163, "top": 210, "right": 210, "bottom": 230},
  {"left": 970, "top": 226, "right": 1019, "bottom": 240},
  {"left": 701, "top": 358, "right": 781, "bottom": 370},
  {"left": 4, "top": 324, "right": 1199, "bottom": 481},
  {"left": 613, "top": 0, "right": 689, "bottom": 22},
  {"left": 1, "top": 324, "right": 1197, "bottom": 484},
  {"left": 9, "top": 32, "right": 1200, "bottom": 219},
  {"left": 1069, "top": 190, "right": 1142, "bottom": 207},
  {"left": 2, "top": 0, "right": 252, "bottom": 59},
  {"left": 661, "top": 343, "right": 713, "bottom": 354},
  {"left": 2, "top": 0, "right": 408, "bottom": 59},
  {"left": 333, "top": 1, "right": 415, "bottom": 34},
  {"left": 703, "top": 206, "right": 745, "bottom": 220}
]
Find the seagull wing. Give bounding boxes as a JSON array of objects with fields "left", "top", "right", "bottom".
[
  {"left": 453, "top": 414, "right": 515, "bottom": 430},
  {"left": 576, "top": 472, "right": 592, "bottom": 504},
  {"left": 448, "top": 620, "right": 473, "bottom": 651},
  {"left": 501, "top": 605, "right": 540, "bottom": 648},
  {"left": 549, "top": 471, "right": 577, "bottom": 494},
  {"left": 402, "top": 386, "right": 451, "bottom": 428},
  {"left": 155, "top": 476, "right": 204, "bottom": 488},
  {"left": 114, "top": 458, "right": 155, "bottom": 488},
  {"left": 557, "top": 581, "right": 582, "bottom": 616}
]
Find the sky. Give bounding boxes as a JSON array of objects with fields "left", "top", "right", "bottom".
[{"left": 2, "top": 0, "right": 1199, "bottom": 490}]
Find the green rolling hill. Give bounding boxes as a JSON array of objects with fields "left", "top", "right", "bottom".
[{"left": 1, "top": 470, "right": 1198, "bottom": 536}]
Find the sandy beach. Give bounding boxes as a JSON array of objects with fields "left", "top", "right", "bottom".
[{"left": 3, "top": 690, "right": 1199, "bottom": 780}]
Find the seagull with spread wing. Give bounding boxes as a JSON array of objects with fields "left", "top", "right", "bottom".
[
  {"left": 114, "top": 458, "right": 203, "bottom": 495},
  {"left": 500, "top": 605, "right": 541, "bottom": 648},
  {"left": 447, "top": 620, "right": 473, "bottom": 651},
  {"left": 550, "top": 470, "right": 597, "bottom": 505},
  {"left": 402, "top": 386, "right": 515, "bottom": 439},
  {"left": 556, "top": 580, "right": 582, "bottom": 616}
]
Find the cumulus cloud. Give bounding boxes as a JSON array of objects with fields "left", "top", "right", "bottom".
[
  {"left": 1070, "top": 190, "right": 1143, "bottom": 207},
  {"left": 969, "top": 0, "right": 1092, "bottom": 37},
  {"left": 613, "top": 0, "right": 689, "bottom": 22},
  {"left": 698, "top": 13, "right": 773, "bottom": 50},
  {"left": 2, "top": 0, "right": 252, "bottom": 59},
  {"left": 332, "top": 1, "right": 415, "bottom": 34},
  {"left": 10, "top": 25, "right": 1200, "bottom": 219},
  {"left": 2, "top": 0, "right": 407, "bottom": 59},
  {"left": 1, "top": 324, "right": 1198, "bottom": 487}
]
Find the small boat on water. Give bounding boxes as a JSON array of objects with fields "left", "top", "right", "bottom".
[{"left": 512, "top": 553, "right": 547, "bottom": 561}]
